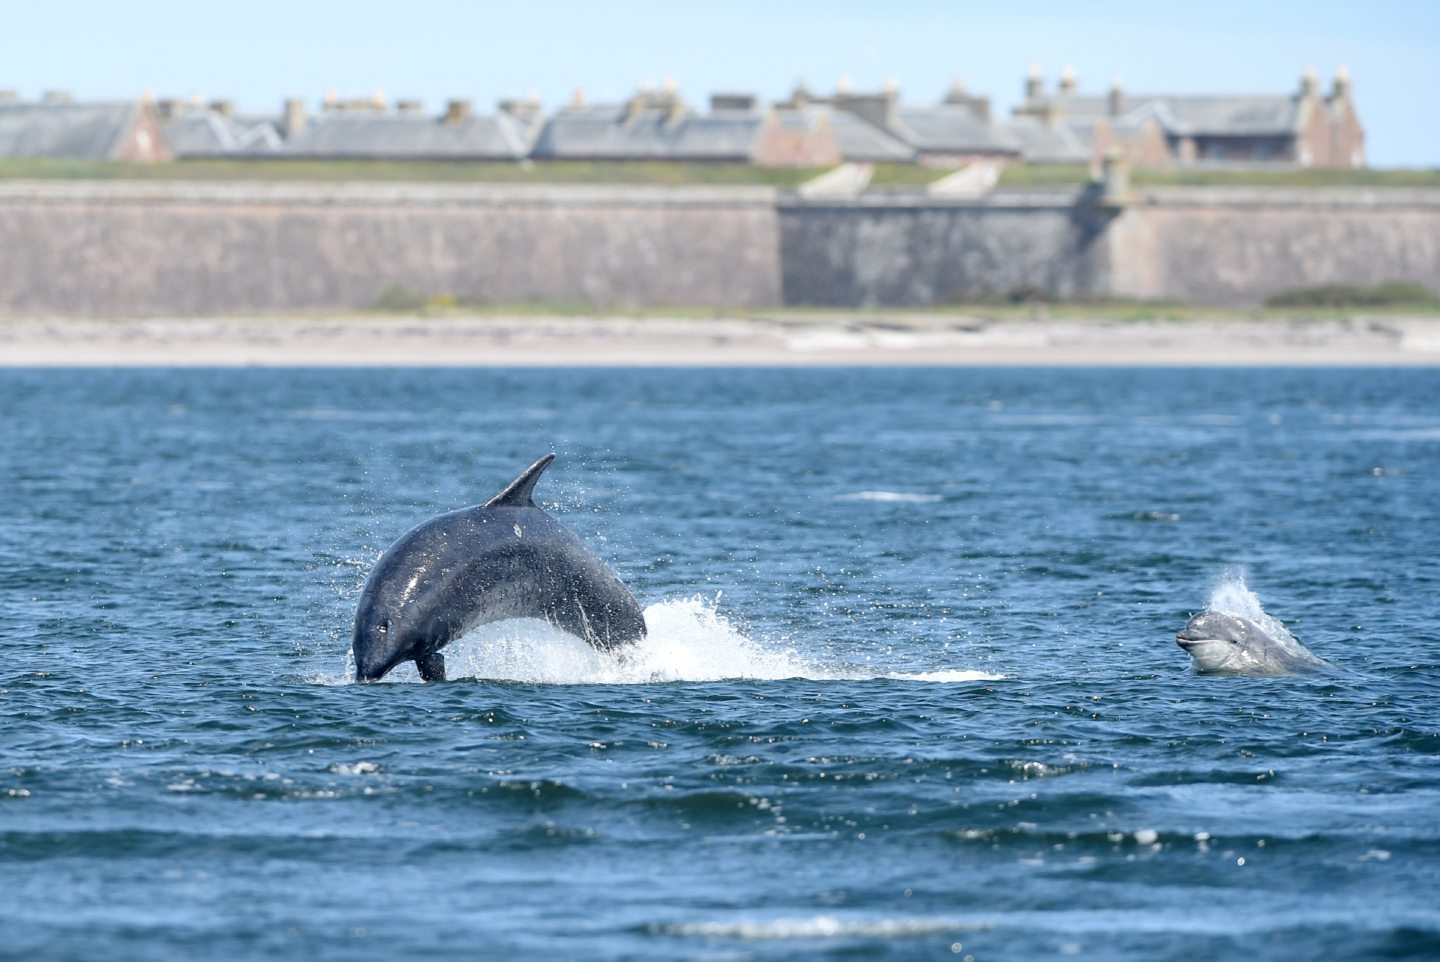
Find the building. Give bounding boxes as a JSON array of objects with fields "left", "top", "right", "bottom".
[
  {"left": 1011, "top": 66, "right": 1364, "bottom": 168},
  {"left": 530, "top": 86, "right": 841, "bottom": 167},
  {"left": 0, "top": 92, "right": 171, "bottom": 162},
  {"left": 0, "top": 68, "right": 1368, "bottom": 172},
  {"left": 158, "top": 99, "right": 283, "bottom": 158},
  {"left": 780, "top": 81, "right": 1017, "bottom": 167},
  {"left": 281, "top": 96, "right": 543, "bottom": 161}
]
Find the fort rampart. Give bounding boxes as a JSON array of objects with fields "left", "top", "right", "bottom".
[{"left": 0, "top": 181, "right": 1436, "bottom": 315}]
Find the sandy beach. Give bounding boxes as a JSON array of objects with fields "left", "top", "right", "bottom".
[{"left": 3, "top": 313, "right": 1439, "bottom": 366}]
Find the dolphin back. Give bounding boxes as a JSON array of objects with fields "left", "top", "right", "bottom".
[{"left": 352, "top": 455, "right": 646, "bottom": 681}]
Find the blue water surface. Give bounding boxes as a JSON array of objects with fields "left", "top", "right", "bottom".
[{"left": 3, "top": 367, "right": 1438, "bottom": 961}]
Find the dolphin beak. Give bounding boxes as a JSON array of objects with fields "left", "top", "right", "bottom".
[
  {"left": 1176, "top": 623, "right": 1212, "bottom": 646},
  {"left": 353, "top": 648, "right": 393, "bottom": 683}
]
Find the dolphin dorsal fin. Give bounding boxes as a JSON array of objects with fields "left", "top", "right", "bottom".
[{"left": 485, "top": 454, "right": 555, "bottom": 508}]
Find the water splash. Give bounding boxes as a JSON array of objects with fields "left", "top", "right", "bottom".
[
  {"left": 1205, "top": 569, "right": 1300, "bottom": 647},
  {"left": 320, "top": 595, "right": 1001, "bottom": 685}
]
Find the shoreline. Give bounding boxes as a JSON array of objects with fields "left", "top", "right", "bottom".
[{"left": 3, "top": 314, "right": 1439, "bottom": 367}]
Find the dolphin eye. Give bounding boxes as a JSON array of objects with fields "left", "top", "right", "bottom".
[{"left": 377, "top": 625, "right": 387, "bottom": 634}]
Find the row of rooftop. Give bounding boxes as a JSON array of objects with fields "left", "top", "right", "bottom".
[{"left": 0, "top": 67, "right": 1365, "bottom": 171}]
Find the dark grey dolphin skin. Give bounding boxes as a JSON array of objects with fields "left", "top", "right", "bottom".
[
  {"left": 1176, "top": 611, "right": 1329, "bottom": 676},
  {"left": 352, "top": 454, "right": 646, "bottom": 682}
]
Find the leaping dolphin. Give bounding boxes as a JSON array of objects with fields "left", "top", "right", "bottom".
[
  {"left": 1176, "top": 611, "right": 1330, "bottom": 676},
  {"left": 352, "top": 454, "right": 646, "bottom": 682}
]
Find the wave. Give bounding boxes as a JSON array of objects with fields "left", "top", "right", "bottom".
[
  {"left": 656, "top": 915, "right": 992, "bottom": 940},
  {"left": 318, "top": 596, "right": 1002, "bottom": 685},
  {"left": 836, "top": 491, "right": 944, "bottom": 503}
]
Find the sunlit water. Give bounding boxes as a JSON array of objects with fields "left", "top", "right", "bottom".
[{"left": 3, "top": 367, "right": 1438, "bottom": 961}]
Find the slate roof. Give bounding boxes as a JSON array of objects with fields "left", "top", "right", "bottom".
[
  {"left": 163, "top": 111, "right": 282, "bottom": 157},
  {"left": 282, "top": 111, "right": 536, "bottom": 160},
  {"left": 0, "top": 102, "right": 147, "bottom": 159},
  {"left": 996, "top": 116, "right": 1090, "bottom": 164},
  {"left": 530, "top": 106, "right": 764, "bottom": 161},
  {"left": 776, "top": 107, "right": 914, "bottom": 163},
  {"left": 1037, "top": 94, "right": 1302, "bottom": 137},
  {"left": 889, "top": 106, "right": 1019, "bottom": 156}
]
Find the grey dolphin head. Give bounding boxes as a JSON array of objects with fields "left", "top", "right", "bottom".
[
  {"left": 1176, "top": 610, "right": 1326, "bottom": 676},
  {"left": 352, "top": 592, "right": 415, "bottom": 683},
  {"left": 352, "top": 454, "right": 646, "bottom": 682}
]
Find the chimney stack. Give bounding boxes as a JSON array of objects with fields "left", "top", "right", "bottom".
[
  {"left": 1331, "top": 65, "right": 1351, "bottom": 101},
  {"left": 209, "top": 99, "right": 235, "bottom": 118},
  {"left": 711, "top": 93, "right": 758, "bottom": 113},
  {"left": 944, "top": 78, "right": 991, "bottom": 122},
  {"left": 1299, "top": 66, "right": 1320, "bottom": 99},
  {"left": 1108, "top": 77, "right": 1125, "bottom": 117},
  {"left": 1100, "top": 147, "right": 1132, "bottom": 205},
  {"left": 444, "top": 98, "right": 472, "bottom": 123},
  {"left": 662, "top": 79, "right": 686, "bottom": 126},
  {"left": 1059, "top": 66, "right": 1078, "bottom": 95},
  {"left": 1024, "top": 64, "right": 1043, "bottom": 102},
  {"left": 283, "top": 98, "right": 307, "bottom": 138}
]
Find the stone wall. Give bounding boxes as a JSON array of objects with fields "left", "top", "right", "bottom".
[
  {"left": 0, "top": 180, "right": 1437, "bottom": 315},
  {"left": 778, "top": 190, "right": 1110, "bottom": 305},
  {"left": 1106, "top": 188, "right": 1440, "bottom": 306},
  {"left": 0, "top": 182, "right": 783, "bottom": 316}
]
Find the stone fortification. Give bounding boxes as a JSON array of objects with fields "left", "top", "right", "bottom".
[
  {"left": 1106, "top": 188, "right": 1440, "bottom": 306},
  {"left": 778, "top": 189, "right": 1109, "bottom": 305},
  {"left": 0, "top": 182, "right": 782, "bottom": 315},
  {"left": 0, "top": 181, "right": 1436, "bottom": 315}
]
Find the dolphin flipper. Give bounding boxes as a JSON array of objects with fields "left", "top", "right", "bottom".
[{"left": 416, "top": 651, "right": 446, "bottom": 682}]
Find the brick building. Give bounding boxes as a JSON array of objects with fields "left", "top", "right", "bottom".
[
  {"left": 530, "top": 85, "right": 843, "bottom": 167},
  {"left": 1012, "top": 66, "right": 1364, "bottom": 169},
  {"left": 0, "top": 92, "right": 171, "bottom": 162}
]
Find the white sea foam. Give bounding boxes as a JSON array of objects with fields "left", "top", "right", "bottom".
[
  {"left": 837, "top": 491, "right": 944, "bottom": 503},
  {"left": 888, "top": 669, "right": 1001, "bottom": 683},
  {"left": 320, "top": 595, "right": 1003, "bottom": 685},
  {"left": 660, "top": 914, "right": 992, "bottom": 940}
]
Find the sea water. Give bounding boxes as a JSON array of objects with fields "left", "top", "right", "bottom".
[{"left": 2, "top": 367, "right": 1438, "bottom": 961}]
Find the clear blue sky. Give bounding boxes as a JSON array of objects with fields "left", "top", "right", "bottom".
[{"left": 3, "top": 0, "right": 1436, "bottom": 166}]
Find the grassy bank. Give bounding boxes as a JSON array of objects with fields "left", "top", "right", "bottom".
[
  {"left": 355, "top": 288, "right": 1440, "bottom": 323},
  {"left": 0, "top": 157, "right": 830, "bottom": 186},
  {"left": 2, "top": 157, "right": 1436, "bottom": 189},
  {"left": 997, "top": 165, "right": 1440, "bottom": 188}
]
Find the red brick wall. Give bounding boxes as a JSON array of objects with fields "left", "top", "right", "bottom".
[
  {"left": 1093, "top": 118, "right": 1171, "bottom": 170},
  {"left": 1295, "top": 97, "right": 1331, "bottom": 167},
  {"left": 114, "top": 106, "right": 173, "bottom": 163},
  {"left": 751, "top": 114, "right": 842, "bottom": 168},
  {"left": 1328, "top": 98, "right": 1365, "bottom": 169}
]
